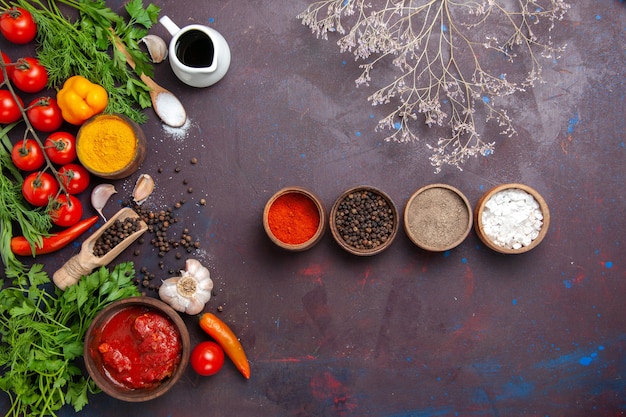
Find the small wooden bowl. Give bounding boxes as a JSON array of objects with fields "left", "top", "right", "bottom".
[
  {"left": 84, "top": 297, "right": 190, "bottom": 402},
  {"left": 263, "top": 187, "right": 326, "bottom": 251},
  {"left": 474, "top": 183, "right": 550, "bottom": 254},
  {"left": 77, "top": 114, "right": 147, "bottom": 180},
  {"left": 329, "top": 186, "right": 399, "bottom": 256},
  {"left": 404, "top": 184, "right": 472, "bottom": 252}
]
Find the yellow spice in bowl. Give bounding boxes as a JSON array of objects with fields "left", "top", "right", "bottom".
[{"left": 77, "top": 115, "right": 137, "bottom": 173}]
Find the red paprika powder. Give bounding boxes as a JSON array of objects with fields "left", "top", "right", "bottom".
[{"left": 267, "top": 192, "right": 320, "bottom": 245}]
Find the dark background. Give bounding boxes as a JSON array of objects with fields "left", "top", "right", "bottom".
[{"left": 1, "top": 1, "right": 624, "bottom": 416}]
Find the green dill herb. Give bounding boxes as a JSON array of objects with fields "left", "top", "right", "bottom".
[{"left": 4, "top": 0, "right": 161, "bottom": 124}]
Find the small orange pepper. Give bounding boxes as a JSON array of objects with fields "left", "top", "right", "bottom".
[
  {"left": 199, "top": 313, "right": 251, "bottom": 379},
  {"left": 56, "top": 75, "right": 108, "bottom": 125}
]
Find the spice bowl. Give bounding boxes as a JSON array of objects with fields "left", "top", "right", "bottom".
[
  {"left": 84, "top": 296, "right": 190, "bottom": 402},
  {"left": 263, "top": 187, "right": 326, "bottom": 251},
  {"left": 76, "top": 113, "right": 147, "bottom": 180},
  {"left": 474, "top": 183, "right": 550, "bottom": 254},
  {"left": 404, "top": 184, "right": 473, "bottom": 252},
  {"left": 329, "top": 186, "right": 399, "bottom": 256}
]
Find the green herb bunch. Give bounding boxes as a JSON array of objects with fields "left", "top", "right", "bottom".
[
  {"left": 3, "top": 0, "right": 161, "bottom": 123},
  {"left": 0, "top": 124, "right": 51, "bottom": 274},
  {"left": 0, "top": 262, "right": 141, "bottom": 417}
]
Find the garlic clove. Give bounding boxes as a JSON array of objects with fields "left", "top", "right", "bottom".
[
  {"left": 132, "top": 174, "right": 154, "bottom": 205},
  {"left": 91, "top": 184, "right": 117, "bottom": 221},
  {"left": 140, "top": 35, "right": 168, "bottom": 63}
]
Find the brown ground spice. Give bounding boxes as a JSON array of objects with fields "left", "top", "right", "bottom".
[{"left": 405, "top": 187, "right": 469, "bottom": 249}]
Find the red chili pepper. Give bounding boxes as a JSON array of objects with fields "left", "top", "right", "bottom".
[
  {"left": 199, "top": 313, "right": 251, "bottom": 379},
  {"left": 11, "top": 215, "right": 98, "bottom": 256}
]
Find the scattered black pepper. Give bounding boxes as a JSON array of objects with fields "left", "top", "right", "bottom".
[{"left": 125, "top": 200, "right": 202, "bottom": 276}]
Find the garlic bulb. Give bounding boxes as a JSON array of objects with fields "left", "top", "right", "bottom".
[{"left": 159, "top": 259, "right": 213, "bottom": 315}]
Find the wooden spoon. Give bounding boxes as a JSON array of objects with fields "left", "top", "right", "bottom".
[
  {"left": 53, "top": 207, "right": 148, "bottom": 290},
  {"left": 112, "top": 34, "right": 187, "bottom": 128}
]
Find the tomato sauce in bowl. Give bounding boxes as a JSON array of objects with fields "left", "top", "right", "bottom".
[
  {"left": 94, "top": 306, "right": 182, "bottom": 389},
  {"left": 84, "top": 297, "right": 190, "bottom": 402}
]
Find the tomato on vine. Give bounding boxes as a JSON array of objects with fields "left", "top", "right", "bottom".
[
  {"left": 22, "top": 171, "right": 59, "bottom": 207},
  {"left": 49, "top": 194, "right": 83, "bottom": 227},
  {"left": 0, "top": 7, "right": 36, "bottom": 44},
  {"left": 26, "top": 97, "right": 63, "bottom": 132},
  {"left": 0, "top": 51, "right": 13, "bottom": 83},
  {"left": 0, "top": 89, "right": 23, "bottom": 124},
  {"left": 58, "top": 163, "right": 90, "bottom": 194},
  {"left": 190, "top": 341, "right": 225, "bottom": 376},
  {"left": 44, "top": 131, "right": 77, "bottom": 165},
  {"left": 11, "top": 57, "right": 48, "bottom": 93},
  {"left": 11, "top": 139, "right": 45, "bottom": 171}
]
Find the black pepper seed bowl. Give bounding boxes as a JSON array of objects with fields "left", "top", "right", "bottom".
[{"left": 329, "top": 186, "right": 399, "bottom": 256}]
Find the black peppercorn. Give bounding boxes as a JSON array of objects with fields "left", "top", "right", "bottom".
[{"left": 333, "top": 189, "right": 395, "bottom": 251}]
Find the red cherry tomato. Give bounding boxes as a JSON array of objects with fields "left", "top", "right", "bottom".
[
  {"left": 0, "top": 89, "right": 23, "bottom": 124},
  {"left": 22, "top": 171, "right": 59, "bottom": 207},
  {"left": 11, "top": 138, "right": 45, "bottom": 171},
  {"left": 190, "top": 341, "right": 225, "bottom": 376},
  {"left": 57, "top": 163, "right": 90, "bottom": 194},
  {"left": 44, "top": 131, "right": 77, "bottom": 165},
  {"left": 0, "top": 7, "right": 36, "bottom": 44},
  {"left": 11, "top": 57, "right": 48, "bottom": 93},
  {"left": 0, "top": 51, "right": 13, "bottom": 83},
  {"left": 26, "top": 97, "right": 63, "bottom": 132},
  {"left": 49, "top": 194, "right": 83, "bottom": 227}
]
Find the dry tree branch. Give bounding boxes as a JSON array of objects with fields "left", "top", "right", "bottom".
[{"left": 298, "top": 0, "right": 570, "bottom": 172}]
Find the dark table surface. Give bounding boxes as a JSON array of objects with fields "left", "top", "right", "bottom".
[{"left": 1, "top": 1, "right": 625, "bottom": 416}]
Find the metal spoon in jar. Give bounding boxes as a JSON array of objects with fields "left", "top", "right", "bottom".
[{"left": 112, "top": 34, "right": 187, "bottom": 128}]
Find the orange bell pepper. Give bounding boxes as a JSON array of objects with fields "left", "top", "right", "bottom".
[{"left": 56, "top": 75, "right": 108, "bottom": 125}]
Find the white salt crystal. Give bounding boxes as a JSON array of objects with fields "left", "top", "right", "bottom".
[{"left": 481, "top": 188, "right": 544, "bottom": 250}]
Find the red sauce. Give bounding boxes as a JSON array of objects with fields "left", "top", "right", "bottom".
[{"left": 92, "top": 306, "right": 182, "bottom": 390}]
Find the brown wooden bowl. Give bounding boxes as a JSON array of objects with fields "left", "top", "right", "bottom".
[
  {"left": 474, "top": 183, "right": 550, "bottom": 254},
  {"left": 84, "top": 297, "right": 190, "bottom": 402},
  {"left": 77, "top": 114, "right": 147, "bottom": 180},
  {"left": 263, "top": 187, "right": 326, "bottom": 251},
  {"left": 329, "top": 186, "right": 399, "bottom": 256},
  {"left": 404, "top": 184, "right": 472, "bottom": 252}
]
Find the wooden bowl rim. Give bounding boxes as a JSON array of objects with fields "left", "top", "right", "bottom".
[
  {"left": 474, "top": 183, "right": 550, "bottom": 254},
  {"left": 77, "top": 113, "right": 147, "bottom": 179},
  {"left": 263, "top": 186, "right": 326, "bottom": 251},
  {"left": 329, "top": 185, "right": 399, "bottom": 256},
  {"left": 403, "top": 183, "right": 473, "bottom": 252},
  {"left": 83, "top": 296, "right": 190, "bottom": 402}
]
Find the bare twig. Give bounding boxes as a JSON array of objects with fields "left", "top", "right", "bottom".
[{"left": 298, "top": 0, "right": 570, "bottom": 172}]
